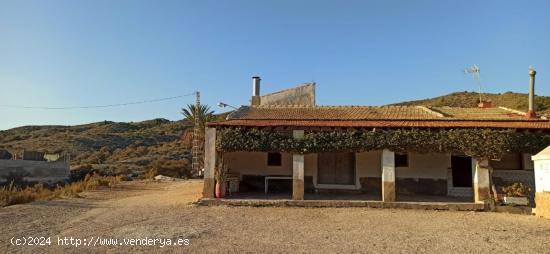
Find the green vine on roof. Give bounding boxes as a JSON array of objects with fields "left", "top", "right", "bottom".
[{"left": 217, "top": 127, "right": 550, "bottom": 159}]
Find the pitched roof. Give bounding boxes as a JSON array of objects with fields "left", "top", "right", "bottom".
[{"left": 208, "top": 105, "right": 550, "bottom": 129}]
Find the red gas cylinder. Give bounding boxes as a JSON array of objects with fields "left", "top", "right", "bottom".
[{"left": 215, "top": 181, "right": 226, "bottom": 198}]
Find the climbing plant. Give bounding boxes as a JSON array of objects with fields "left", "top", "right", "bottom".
[{"left": 217, "top": 127, "right": 550, "bottom": 159}]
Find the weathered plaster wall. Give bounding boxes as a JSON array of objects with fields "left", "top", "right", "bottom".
[
  {"left": 225, "top": 151, "right": 293, "bottom": 176},
  {"left": 356, "top": 151, "right": 382, "bottom": 177},
  {"left": 225, "top": 151, "right": 319, "bottom": 177},
  {"left": 0, "top": 159, "right": 69, "bottom": 183},
  {"left": 304, "top": 154, "right": 317, "bottom": 177},
  {"left": 490, "top": 153, "right": 524, "bottom": 170},
  {"left": 397, "top": 152, "right": 449, "bottom": 179},
  {"left": 536, "top": 192, "right": 550, "bottom": 219},
  {"left": 260, "top": 83, "right": 315, "bottom": 106},
  {"left": 356, "top": 151, "right": 448, "bottom": 179},
  {"left": 228, "top": 150, "right": 450, "bottom": 193},
  {"left": 357, "top": 151, "right": 449, "bottom": 195}
]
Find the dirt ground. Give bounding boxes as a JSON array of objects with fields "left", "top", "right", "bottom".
[{"left": 2, "top": 180, "right": 550, "bottom": 253}]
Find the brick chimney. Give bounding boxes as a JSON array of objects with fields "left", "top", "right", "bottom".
[{"left": 526, "top": 66, "right": 537, "bottom": 118}]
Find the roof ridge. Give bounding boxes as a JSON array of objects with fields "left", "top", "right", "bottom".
[
  {"left": 498, "top": 106, "right": 526, "bottom": 116},
  {"left": 497, "top": 106, "right": 549, "bottom": 120},
  {"left": 415, "top": 106, "right": 446, "bottom": 118}
]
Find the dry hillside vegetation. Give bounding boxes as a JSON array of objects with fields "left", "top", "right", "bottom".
[
  {"left": 0, "top": 119, "right": 194, "bottom": 177},
  {"left": 392, "top": 91, "right": 550, "bottom": 115}
]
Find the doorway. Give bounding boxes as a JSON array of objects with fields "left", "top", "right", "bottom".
[
  {"left": 317, "top": 152, "right": 355, "bottom": 185},
  {"left": 451, "top": 155, "right": 472, "bottom": 187}
]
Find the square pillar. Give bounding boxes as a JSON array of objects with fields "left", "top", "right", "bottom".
[
  {"left": 382, "top": 149, "right": 395, "bottom": 202},
  {"left": 202, "top": 127, "right": 216, "bottom": 198},
  {"left": 473, "top": 158, "right": 491, "bottom": 203},
  {"left": 292, "top": 130, "right": 305, "bottom": 200}
]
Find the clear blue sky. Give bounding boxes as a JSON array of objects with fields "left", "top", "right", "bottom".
[{"left": 1, "top": 0, "right": 549, "bottom": 130}]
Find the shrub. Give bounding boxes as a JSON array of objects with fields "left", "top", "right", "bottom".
[
  {"left": 114, "top": 164, "right": 132, "bottom": 175},
  {"left": 147, "top": 159, "right": 191, "bottom": 178},
  {"left": 0, "top": 175, "right": 121, "bottom": 207},
  {"left": 69, "top": 165, "right": 94, "bottom": 182},
  {"left": 218, "top": 128, "right": 550, "bottom": 160},
  {"left": 501, "top": 182, "right": 531, "bottom": 197},
  {"left": 0, "top": 182, "right": 35, "bottom": 207},
  {"left": 142, "top": 168, "right": 158, "bottom": 180}
]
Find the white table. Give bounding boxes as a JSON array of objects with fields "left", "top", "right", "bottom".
[{"left": 264, "top": 176, "right": 292, "bottom": 194}]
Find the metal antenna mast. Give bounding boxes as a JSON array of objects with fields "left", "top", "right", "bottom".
[
  {"left": 192, "top": 91, "right": 201, "bottom": 177},
  {"left": 464, "top": 64, "right": 483, "bottom": 103}
]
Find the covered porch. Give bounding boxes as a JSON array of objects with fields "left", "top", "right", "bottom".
[{"left": 202, "top": 127, "right": 496, "bottom": 205}]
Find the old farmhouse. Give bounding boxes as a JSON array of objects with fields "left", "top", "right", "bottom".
[{"left": 202, "top": 71, "right": 549, "bottom": 207}]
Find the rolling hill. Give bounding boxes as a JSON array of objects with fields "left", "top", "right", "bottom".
[
  {"left": 0, "top": 119, "right": 194, "bottom": 176},
  {"left": 1, "top": 91, "right": 548, "bottom": 176}
]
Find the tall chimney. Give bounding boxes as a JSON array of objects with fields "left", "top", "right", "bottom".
[
  {"left": 527, "top": 66, "right": 537, "bottom": 118},
  {"left": 252, "top": 76, "right": 261, "bottom": 96},
  {"left": 251, "top": 76, "right": 261, "bottom": 106}
]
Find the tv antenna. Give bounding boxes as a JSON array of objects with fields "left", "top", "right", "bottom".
[{"left": 464, "top": 64, "right": 483, "bottom": 104}]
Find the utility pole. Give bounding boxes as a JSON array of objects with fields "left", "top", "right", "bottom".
[{"left": 192, "top": 91, "right": 201, "bottom": 177}]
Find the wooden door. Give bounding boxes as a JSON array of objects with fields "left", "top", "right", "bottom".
[{"left": 318, "top": 152, "right": 355, "bottom": 185}]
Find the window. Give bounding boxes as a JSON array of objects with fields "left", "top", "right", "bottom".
[
  {"left": 395, "top": 153, "right": 409, "bottom": 167},
  {"left": 267, "top": 152, "right": 282, "bottom": 166}
]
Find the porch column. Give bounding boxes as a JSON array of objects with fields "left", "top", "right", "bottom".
[
  {"left": 292, "top": 130, "right": 305, "bottom": 200},
  {"left": 202, "top": 127, "right": 216, "bottom": 198},
  {"left": 532, "top": 147, "right": 550, "bottom": 219},
  {"left": 382, "top": 149, "right": 396, "bottom": 202},
  {"left": 473, "top": 158, "right": 491, "bottom": 203}
]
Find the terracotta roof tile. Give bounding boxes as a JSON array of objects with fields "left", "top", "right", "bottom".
[
  {"left": 208, "top": 119, "right": 550, "bottom": 129},
  {"left": 229, "top": 106, "right": 441, "bottom": 120},
  {"left": 227, "top": 105, "right": 538, "bottom": 121},
  {"left": 213, "top": 105, "right": 550, "bottom": 129}
]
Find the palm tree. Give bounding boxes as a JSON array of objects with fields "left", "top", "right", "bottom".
[
  {"left": 181, "top": 104, "right": 215, "bottom": 128},
  {"left": 182, "top": 104, "right": 214, "bottom": 173}
]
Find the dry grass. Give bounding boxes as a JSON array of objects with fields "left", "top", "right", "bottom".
[{"left": 0, "top": 175, "right": 121, "bottom": 207}]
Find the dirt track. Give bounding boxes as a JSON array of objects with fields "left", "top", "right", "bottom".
[{"left": 2, "top": 180, "right": 550, "bottom": 253}]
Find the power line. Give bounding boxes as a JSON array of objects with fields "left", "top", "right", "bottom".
[{"left": 0, "top": 93, "right": 197, "bottom": 110}]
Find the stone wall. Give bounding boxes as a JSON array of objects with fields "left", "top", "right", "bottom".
[
  {"left": 0, "top": 159, "right": 70, "bottom": 184},
  {"left": 536, "top": 192, "right": 550, "bottom": 219}
]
